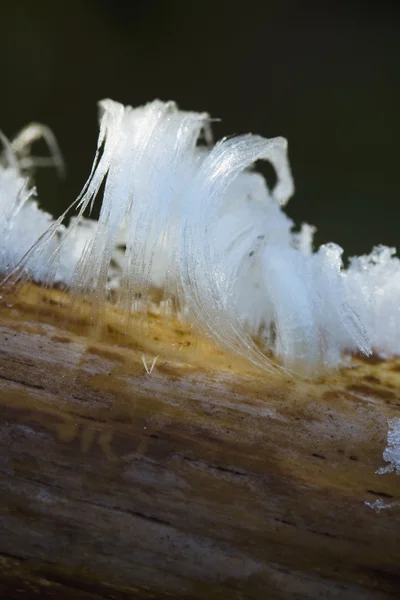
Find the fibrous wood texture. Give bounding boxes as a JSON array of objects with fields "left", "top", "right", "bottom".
[{"left": 0, "top": 284, "right": 399, "bottom": 599}]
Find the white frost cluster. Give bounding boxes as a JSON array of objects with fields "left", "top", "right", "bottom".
[
  {"left": 365, "top": 499, "right": 400, "bottom": 512},
  {"left": 345, "top": 248, "right": 400, "bottom": 357},
  {"left": 377, "top": 418, "right": 400, "bottom": 476},
  {"left": 0, "top": 126, "right": 98, "bottom": 286},
  {"left": 0, "top": 99, "right": 399, "bottom": 375},
  {"left": 0, "top": 131, "right": 54, "bottom": 279}
]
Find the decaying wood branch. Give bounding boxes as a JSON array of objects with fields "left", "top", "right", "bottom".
[{"left": 0, "top": 284, "right": 399, "bottom": 599}]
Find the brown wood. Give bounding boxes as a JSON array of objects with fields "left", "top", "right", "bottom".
[{"left": 0, "top": 283, "right": 399, "bottom": 599}]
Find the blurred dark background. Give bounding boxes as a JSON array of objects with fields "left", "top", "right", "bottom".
[{"left": 1, "top": 0, "right": 399, "bottom": 257}]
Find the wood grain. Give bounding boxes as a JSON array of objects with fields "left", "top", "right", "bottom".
[{"left": 0, "top": 283, "right": 399, "bottom": 599}]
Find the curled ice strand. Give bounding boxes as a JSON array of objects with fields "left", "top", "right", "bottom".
[
  {"left": 0, "top": 130, "right": 18, "bottom": 171},
  {"left": 261, "top": 136, "right": 294, "bottom": 206},
  {"left": 11, "top": 123, "right": 65, "bottom": 178},
  {"left": 180, "top": 134, "right": 295, "bottom": 371}
]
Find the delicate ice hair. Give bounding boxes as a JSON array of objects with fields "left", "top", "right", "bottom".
[{"left": 1, "top": 98, "right": 399, "bottom": 375}]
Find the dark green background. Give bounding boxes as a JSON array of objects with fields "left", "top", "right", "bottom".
[{"left": 1, "top": 0, "right": 399, "bottom": 258}]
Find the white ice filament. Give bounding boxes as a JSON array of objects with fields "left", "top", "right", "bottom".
[{"left": 2, "top": 98, "right": 400, "bottom": 375}]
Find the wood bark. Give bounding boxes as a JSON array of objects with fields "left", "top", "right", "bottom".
[{"left": 0, "top": 283, "right": 399, "bottom": 599}]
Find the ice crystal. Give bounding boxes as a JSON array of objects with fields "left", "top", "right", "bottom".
[
  {"left": 1, "top": 98, "right": 399, "bottom": 375},
  {"left": 377, "top": 418, "right": 400, "bottom": 476}
]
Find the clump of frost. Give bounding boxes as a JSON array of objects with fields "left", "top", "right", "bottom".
[
  {"left": 365, "top": 498, "right": 400, "bottom": 512},
  {"left": 377, "top": 418, "right": 400, "bottom": 476},
  {"left": 1, "top": 98, "right": 400, "bottom": 375},
  {"left": 345, "top": 247, "right": 400, "bottom": 357},
  {"left": 0, "top": 127, "right": 100, "bottom": 286},
  {"left": 0, "top": 130, "right": 55, "bottom": 279}
]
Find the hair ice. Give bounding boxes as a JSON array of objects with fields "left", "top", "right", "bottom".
[{"left": 2, "top": 98, "right": 400, "bottom": 375}]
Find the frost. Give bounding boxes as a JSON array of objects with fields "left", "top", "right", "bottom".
[
  {"left": 1, "top": 98, "right": 400, "bottom": 375},
  {"left": 345, "top": 247, "right": 400, "bottom": 357},
  {"left": 365, "top": 499, "right": 400, "bottom": 512},
  {"left": 0, "top": 134, "right": 54, "bottom": 279},
  {"left": 377, "top": 418, "right": 400, "bottom": 476}
]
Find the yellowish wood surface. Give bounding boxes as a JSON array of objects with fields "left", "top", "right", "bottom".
[{"left": 0, "top": 284, "right": 399, "bottom": 599}]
